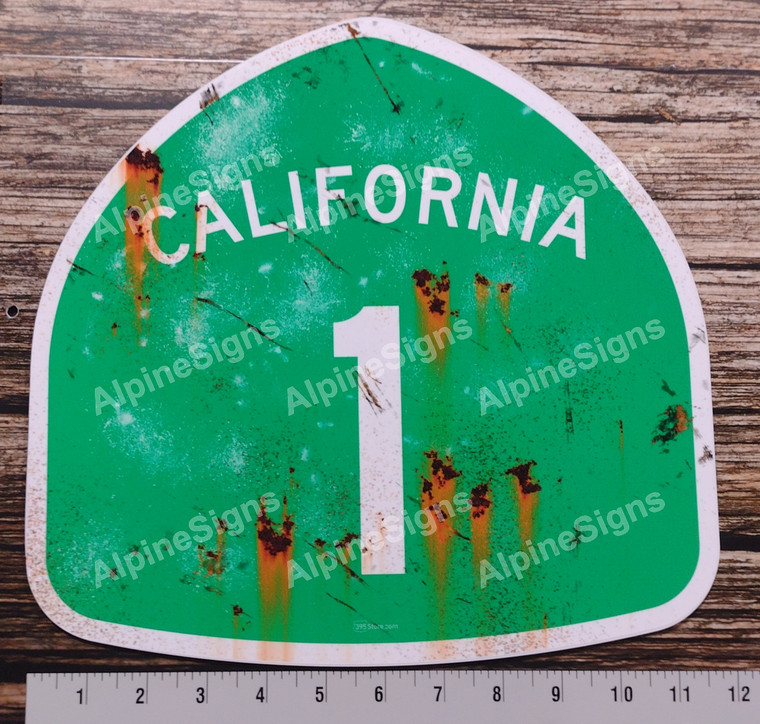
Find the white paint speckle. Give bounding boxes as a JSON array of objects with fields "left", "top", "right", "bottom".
[
  {"left": 258, "top": 262, "right": 273, "bottom": 274},
  {"left": 118, "top": 411, "right": 135, "bottom": 426},
  {"left": 92, "top": 291, "right": 103, "bottom": 301}
]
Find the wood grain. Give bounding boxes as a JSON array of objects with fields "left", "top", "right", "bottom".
[{"left": 1, "top": 1, "right": 759, "bottom": 721}]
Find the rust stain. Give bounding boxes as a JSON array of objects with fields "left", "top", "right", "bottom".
[
  {"left": 653, "top": 404, "right": 691, "bottom": 444},
  {"left": 413, "top": 267, "right": 450, "bottom": 318},
  {"left": 335, "top": 533, "right": 363, "bottom": 580},
  {"left": 506, "top": 460, "right": 541, "bottom": 543},
  {"left": 200, "top": 83, "right": 220, "bottom": 109},
  {"left": 474, "top": 272, "right": 490, "bottom": 292},
  {"left": 474, "top": 273, "right": 515, "bottom": 343},
  {"left": 123, "top": 146, "right": 163, "bottom": 334},
  {"left": 195, "top": 517, "right": 227, "bottom": 584},
  {"left": 496, "top": 282, "right": 513, "bottom": 334},
  {"left": 200, "top": 84, "right": 220, "bottom": 124},
  {"left": 256, "top": 495, "right": 293, "bottom": 649},
  {"left": 421, "top": 450, "right": 462, "bottom": 593},
  {"left": 232, "top": 604, "right": 250, "bottom": 634},
  {"left": 336, "top": 531, "right": 359, "bottom": 551},
  {"left": 412, "top": 265, "right": 452, "bottom": 360},
  {"left": 474, "top": 272, "right": 490, "bottom": 337},
  {"left": 470, "top": 481, "right": 492, "bottom": 564}
]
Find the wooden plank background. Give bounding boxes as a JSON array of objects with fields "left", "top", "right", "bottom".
[{"left": 1, "top": 0, "right": 758, "bottom": 720}]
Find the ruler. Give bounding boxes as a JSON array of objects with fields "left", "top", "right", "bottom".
[{"left": 26, "top": 669, "right": 759, "bottom": 723}]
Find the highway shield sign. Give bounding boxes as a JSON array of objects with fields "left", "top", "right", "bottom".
[{"left": 27, "top": 17, "right": 718, "bottom": 665}]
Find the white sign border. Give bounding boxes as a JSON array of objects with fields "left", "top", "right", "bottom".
[{"left": 26, "top": 16, "right": 719, "bottom": 666}]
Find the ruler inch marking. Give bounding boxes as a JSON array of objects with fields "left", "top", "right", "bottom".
[{"left": 26, "top": 668, "right": 760, "bottom": 722}]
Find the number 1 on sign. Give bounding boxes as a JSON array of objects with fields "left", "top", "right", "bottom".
[{"left": 334, "top": 306, "right": 404, "bottom": 576}]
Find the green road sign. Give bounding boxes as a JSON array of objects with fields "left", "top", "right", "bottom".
[{"left": 27, "top": 17, "right": 718, "bottom": 665}]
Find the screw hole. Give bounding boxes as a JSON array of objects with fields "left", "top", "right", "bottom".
[{"left": 6, "top": 305, "right": 19, "bottom": 319}]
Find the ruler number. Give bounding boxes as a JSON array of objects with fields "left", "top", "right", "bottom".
[
  {"left": 31, "top": 669, "right": 760, "bottom": 716},
  {"left": 611, "top": 685, "right": 633, "bottom": 702},
  {"left": 729, "top": 685, "right": 750, "bottom": 703}
]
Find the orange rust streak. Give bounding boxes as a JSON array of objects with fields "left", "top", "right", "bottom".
[
  {"left": 256, "top": 498, "right": 293, "bottom": 646},
  {"left": 412, "top": 268, "right": 451, "bottom": 361},
  {"left": 497, "top": 282, "right": 513, "bottom": 334},
  {"left": 515, "top": 488, "right": 539, "bottom": 543},
  {"left": 653, "top": 403, "right": 692, "bottom": 444},
  {"left": 256, "top": 544, "right": 289, "bottom": 616},
  {"left": 674, "top": 404, "right": 690, "bottom": 434},
  {"left": 506, "top": 461, "right": 541, "bottom": 544},
  {"left": 123, "top": 146, "right": 163, "bottom": 334},
  {"left": 421, "top": 451, "right": 461, "bottom": 591},
  {"left": 474, "top": 273, "right": 490, "bottom": 337}
]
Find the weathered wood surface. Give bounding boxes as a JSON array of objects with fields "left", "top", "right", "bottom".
[{"left": 1, "top": 0, "right": 758, "bottom": 721}]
